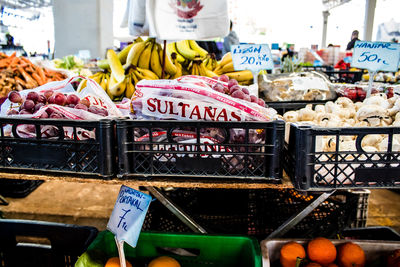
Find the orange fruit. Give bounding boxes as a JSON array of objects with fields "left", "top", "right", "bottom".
[
  {"left": 337, "top": 242, "right": 365, "bottom": 267},
  {"left": 105, "top": 257, "right": 133, "bottom": 267},
  {"left": 307, "top": 237, "right": 337, "bottom": 266},
  {"left": 148, "top": 256, "right": 181, "bottom": 267},
  {"left": 326, "top": 263, "right": 339, "bottom": 267},
  {"left": 280, "top": 241, "right": 306, "bottom": 267},
  {"left": 304, "top": 263, "right": 322, "bottom": 267}
]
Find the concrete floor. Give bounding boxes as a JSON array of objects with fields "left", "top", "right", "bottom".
[{"left": 1, "top": 181, "right": 400, "bottom": 233}]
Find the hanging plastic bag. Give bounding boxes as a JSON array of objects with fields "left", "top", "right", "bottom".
[{"left": 147, "top": 0, "right": 229, "bottom": 40}]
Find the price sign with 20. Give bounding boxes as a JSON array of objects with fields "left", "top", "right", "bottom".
[
  {"left": 231, "top": 44, "right": 274, "bottom": 71},
  {"left": 351, "top": 41, "right": 400, "bottom": 72}
]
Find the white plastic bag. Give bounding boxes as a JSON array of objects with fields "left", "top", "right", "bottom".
[
  {"left": 1, "top": 76, "right": 123, "bottom": 119},
  {"left": 147, "top": 0, "right": 229, "bottom": 40},
  {"left": 131, "top": 75, "right": 277, "bottom": 121}
]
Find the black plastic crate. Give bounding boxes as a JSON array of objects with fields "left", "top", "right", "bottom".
[
  {"left": 266, "top": 100, "right": 331, "bottom": 115},
  {"left": 0, "top": 179, "right": 43, "bottom": 198},
  {"left": 142, "top": 188, "right": 361, "bottom": 240},
  {"left": 0, "top": 117, "right": 115, "bottom": 178},
  {"left": 284, "top": 123, "right": 400, "bottom": 190},
  {"left": 117, "top": 120, "right": 285, "bottom": 181},
  {"left": 0, "top": 219, "right": 98, "bottom": 267},
  {"left": 342, "top": 226, "right": 400, "bottom": 241},
  {"left": 324, "top": 70, "right": 363, "bottom": 83}
]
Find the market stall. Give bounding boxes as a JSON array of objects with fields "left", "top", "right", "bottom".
[{"left": 0, "top": 1, "right": 400, "bottom": 267}]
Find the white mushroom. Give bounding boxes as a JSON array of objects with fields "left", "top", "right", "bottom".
[
  {"left": 356, "top": 104, "right": 390, "bottom": 127},
  {"left": 283, "top": 111, "right": 299, "bottom": 122},
  {"left": 316, "top": 113, "right": 341, "bottom": 127},
  {"left": 335, "top": 97, "right": 355, "bottom": 109},
  {"left": 378, "top": 137, "right": 400, "bottom": 152},
  {"left": 314, "top": 104, "right": 325, "bottom": 114},
  {"left": 298, "top": 105, "right": 316, "bottom": 121},
  {"left": 361, "top": 134, "right": 384, "bottom": 147},
  {"left": 363, "top": 94, "right": 390, "bottom": 109}
]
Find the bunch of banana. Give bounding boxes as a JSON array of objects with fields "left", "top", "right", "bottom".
[
  {"left": 203, "top": 54, "right": 218, "bottom": 71},
  {"left": 188, "top": 60, "right": 218, "bottom": 78},
  {"left": 166, "top": 40, "right": 209, "bottom": 71},
  {"left": 214, "top": 52, "right": 254, "bottom": 85}
]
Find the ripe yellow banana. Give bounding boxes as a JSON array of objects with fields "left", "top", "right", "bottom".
[
  {"left": 158, "top": 44, "right": 177, "bottom": 76},
  {"left": 77, "top": 79, "right": 87, "bottom": 93},
  {"left": 89, "top": 72, "right": 102, "bottom": 83},
  {"left": 216, "top": 61, "right": 235, "bottom": 75},
  {"left": 107, "top": 73, "right": 126, "bottom": 97},
  {"left": 136, "top": 67, "right": 159, "bottom": 80},
  {"left": 118, "top": 43, "right": 134, "bottom": 65},
  {"left": 107, "top": 49, "right": 125, "bottom": 83},
  {"left": 124, "top": 41, "right": 148, "bottom": 68},
  {"left": 167, "top": 42, "right": 185, "bottom": 63},
  {"left": 188, "top": 40, "right": 208, "bottom": 58},
  {"left": 192, "top": 63, "right": 201, "bottom": 76},
  {"left": 198, "top": 62, "right": 207, "bottom": 76},
  {"left": 131, "top": 71, "right": 139, "bottom": 85},
  {"left": 100, "top": 74, "right": 108, "bottom": 91},
  {"left": 138, "top": 41, "right": 153, "bottom": 70},
  {"left": 199, "top": 62, "right": 218, "bottom": 78},
  {"left": 150, "top": 44, "right": 162, "bottom": 78},
  {"left": 219, "top": 52, "right": 232, "bottom": 67},
  {"left": 171, "top": 58, "right": 183, "bottom": 79},
  {"left": 176, "top": 40, "right": 199, "bottom": 60},
  {"left": 224, "top": 70, "right": 253, "bottom": 81},
  {"left": 125, "top": 74, "right": 135, "bottom": 99}
]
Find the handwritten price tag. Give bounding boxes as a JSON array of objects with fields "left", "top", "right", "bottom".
[
  {"left": 107, "top": 185, "right": 152, "bottom": 248},
  {"left": 351, "top": 41, "right": 400, "bottom": 72},
  {"left": 231, "top": 44, "right": 274, "bottom": 71}
]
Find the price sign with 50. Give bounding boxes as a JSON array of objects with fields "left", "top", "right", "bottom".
[{"left": 351, "top": 41, "right": 400, "bottom": 72}]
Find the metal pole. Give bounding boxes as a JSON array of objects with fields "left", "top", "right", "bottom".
[
  {"left": 322, "top": 11, "right": 330, "bottom": 49},
  {"left": 363, "top": 0, "right": 377, "bottom": 41},
  {"left": 145, "top": 186, "right": 207, "bottom": 233},
  {"left": 267, "top": 190, "right": 336, "bottom": 239}
]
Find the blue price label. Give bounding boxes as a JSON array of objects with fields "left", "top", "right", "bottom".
[
  {"left": 107, "top": 185, "right": 152, "bottom": 248},
  {"left": 231, "top": 44, "right": 274, "bottom": 71},
  {"left": 351, "top": 41, "right": 400, "bottom": 72}
]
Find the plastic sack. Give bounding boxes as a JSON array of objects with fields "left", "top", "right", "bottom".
[
  {"left": 147, "top": 0, "right": 229, "bottom": 40},
  {"left": 0, "top": 76, "right": 123, "bottom": 139},
  {"left": 128, "top": 0, "right": 150, "bottom": 36},
  {"left": 259, "top": 71, "right": 337, "bottom": 102},
  {"left": 130, "top": 75, "right": 277, "bottom": 122}
]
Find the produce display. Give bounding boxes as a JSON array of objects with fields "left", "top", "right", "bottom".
[
  {"left": 0, "top": 52, "right": 66, "bottom": 98},
  {"left": 90, "top": 37, "right": 179, "bottom": 101},
  {"left": 276, "top": 238, "right": 400, "bottom": 267},
  {"left": 52, "top": 55, "right": 93, "bottom": 77},
  {"left": 362, "top": 70, "right": 400, "bottom": 84},
  {"left": 89, "top": 38, "right": 257, "bottom": 102},
  {"left": 259, "top": 71, "right": 336, "bottom": 102},
  {"left": 283, "top": 93, "right": 400, "bottom": 150},
  {"left": 335, "top": 83, "right": 398, "bottom": 102},
  {"left": 1, "top": 77, "right": 121, "bottom": 122}
]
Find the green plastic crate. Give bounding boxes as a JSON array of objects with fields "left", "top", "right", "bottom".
[{"left": 84, "top": 231, "right": 262, "bottom": 267}]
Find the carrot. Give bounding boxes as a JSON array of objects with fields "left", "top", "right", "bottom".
[
  {"left": 24, "top": 65, "right": 35, "bottom": 73},
  {"left": 32, "top": 73, "right": 44, "bottom": 86},
  {"left": 17, "top": 66, "right": 35, "bottom": 85},
  {"left": 9, "top": 52, "right": 16, "bottom": 58},
  {"left": 14, "top": 76, "right": 26, "bottom": 88},
  {"left": 20, "top": 57, "right": 32, "bottom": 64},
  {"left": 37, "top": 67, "right": 47, "bottom": 83}
]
